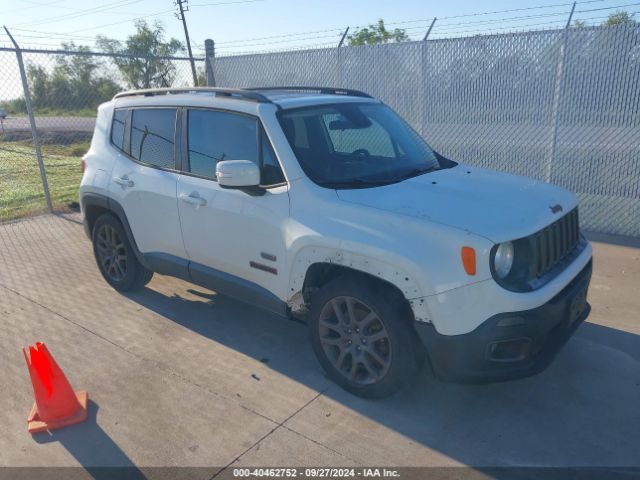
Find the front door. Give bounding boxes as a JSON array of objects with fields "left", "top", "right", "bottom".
[{"left": 176, "top": 108, "right": 290, "bottom": 304}]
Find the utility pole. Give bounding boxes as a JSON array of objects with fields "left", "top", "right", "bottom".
[{"left": 175, "top": 0, "right": 198, "bottom": 86}]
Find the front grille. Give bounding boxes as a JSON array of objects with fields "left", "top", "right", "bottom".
[{"left": 532, "top": 208, "right": 580, "bottom": 277}]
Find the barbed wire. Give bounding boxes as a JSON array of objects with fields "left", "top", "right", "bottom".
[{"left": 3, "top": 0, "right": 637, "bottom": 55}]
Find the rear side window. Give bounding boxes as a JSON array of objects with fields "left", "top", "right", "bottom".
[
  {"left": 130, "top": 108, "right": 177, "bottom": 169},
  {"left": 187, "top": 110, "right": 258, "bottom": 178},
  {"left": 111, "top": 108, "right": 127, "bottom": 152}
]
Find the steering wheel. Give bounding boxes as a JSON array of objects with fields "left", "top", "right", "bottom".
[{"left": 350, "top": 148, "right": 371, "bottom": 161}]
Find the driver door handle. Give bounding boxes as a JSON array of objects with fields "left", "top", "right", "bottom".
[
  {"left": 113, "top": 175, "right": 134, "bottom": 188},
  {"left": 179, "top": 192, "right": 207, "bottom": 207}
]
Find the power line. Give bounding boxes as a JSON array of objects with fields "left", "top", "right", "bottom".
[
  {"left": 66, "top": 0, "right": 260, "bottom": 35},
  {"left": 7, "top": 0, "right": 73, "bottom": 15},
  {"left": 14, "top": 0, "right": 146, "bottom": 28},
  {"left": 68, "top": 9, "right": 177, "bottom": 34},
  {"left": 190, "top": 0, "right": 264, "bottom": 6}
]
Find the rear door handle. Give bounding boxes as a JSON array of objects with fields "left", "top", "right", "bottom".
[
  {"left": 113, "top": 175, "right": 134, "bottom": 188},
  {"left": 179, "top": 193, "right": 207, "bottom": 207}
]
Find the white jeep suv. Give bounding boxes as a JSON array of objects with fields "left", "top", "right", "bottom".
[{"left": 80, "top": 86, "right": 592, "bottom": 398}]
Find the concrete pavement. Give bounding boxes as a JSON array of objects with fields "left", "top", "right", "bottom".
[{"left": 0, "top": 213, "right": 638, "bottom": 474}]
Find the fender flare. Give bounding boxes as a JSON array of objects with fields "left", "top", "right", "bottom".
[
  {"left": 287, "top": 246, "right": 427, "bottom": 314},
  {"left": 80, "top": 193, "right": 150, "bottom": 269}
]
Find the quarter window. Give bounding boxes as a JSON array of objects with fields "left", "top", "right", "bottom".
[
  {"left": 261, "top": 130, "right": 286, "bottom": 185},
  {"left": 111, "top": 108, "right": 127, "bottom": 152},
  {"left": 130, "top": 108, "right": 177, "bottom": 169}
]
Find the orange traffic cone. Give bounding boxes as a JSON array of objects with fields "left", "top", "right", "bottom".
[{"left": 23, "top": 342, "right": 88, "bottom": 433}]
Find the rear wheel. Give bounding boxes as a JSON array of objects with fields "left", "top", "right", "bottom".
[
  {"left": 92, "top": 213, "right": 153, "bottom": 291},
  {"left": 309, "top": 276, "right": 421, "bottom": 398}
]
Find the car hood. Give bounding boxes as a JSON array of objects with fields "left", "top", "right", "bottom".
[{"left": 335, "top": 165, "right": 577, "bottom": 243}]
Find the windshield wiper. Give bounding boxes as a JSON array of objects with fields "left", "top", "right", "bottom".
[
  {"left": 393, "top": 166, "right": 439, "bottom": 182},
  {"left": 318, "top": 178, "right": 394, "bottom": 189}
]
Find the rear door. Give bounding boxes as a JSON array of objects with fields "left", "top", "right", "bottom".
[
  {"left": 108, "top": 107, "right": 186, "bottom": 260},
  {"left": 176, "top": 108, "right": 290, "bottom": 301}
]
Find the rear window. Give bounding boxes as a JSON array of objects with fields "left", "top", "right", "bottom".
[{"left": 130, "top": 108, "right": 177, "bottom": 169}]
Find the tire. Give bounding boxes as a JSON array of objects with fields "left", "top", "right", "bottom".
[
  {"left": 92, "top": 213, "right": 153, "bottom": 292},
  {"left": 308, "top": 275, "right": 421, "bottom": 399}
]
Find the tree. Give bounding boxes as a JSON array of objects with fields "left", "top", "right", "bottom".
[
  {"left": 196, "top": 65, "right": 207, "bottom": 87},
  {"left": 347, "top": 19, "right": 409, "bottom": 46},
  {"left": 24, "top": 42, "right": 119, "bottom": 112},
  {"left": 604, "top": 11, "right": 636, "bottom": 26},
  {"left": 97, "top": 20, "right": 184, "bottom": 89}
]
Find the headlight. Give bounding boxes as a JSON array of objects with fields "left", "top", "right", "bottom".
[{"left": 493, "top": 241, "right": 514, "bottom": 278}]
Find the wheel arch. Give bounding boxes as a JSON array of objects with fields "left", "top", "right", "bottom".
[
  {"left": 287, "top": 246, "right": 429, "bottom": 322},
  {"left": 81, "top": 193, "right": 148, "bottom": 268}
]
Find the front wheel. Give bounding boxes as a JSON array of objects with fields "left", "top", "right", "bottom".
[{"left": 308, "top": 276, "right": 421, "bottom": 398}]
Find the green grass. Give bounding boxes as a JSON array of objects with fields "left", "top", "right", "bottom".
[{"left": 0, "top": 140, "right": 86, "bottom": 221}]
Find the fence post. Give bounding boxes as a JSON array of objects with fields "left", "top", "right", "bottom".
[
  {"left": 338, "top": 27, "right": 349, "bottom": 48},
  {"left": 420, "top": 18, "right": 437, "bottom": 138},
  {"left": 205, "top": 39, "right": 216, "bottom": 87},
  {"left": 3, "top": 26, "right": 52, "bottom": 212},
  {"left": 545, "top": 2, "right": 576, "bottom": 182},
  {"left": 423, "top": 17, "right": 437, "bottom": 42},
  {"left": 336, "top": 27, "right": 349, "bottom": 87}
]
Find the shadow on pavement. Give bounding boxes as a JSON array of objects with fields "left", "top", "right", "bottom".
[
  {"left": 124, "top": 285, "right": 640, "bottom": 473},
  {"left": 32, "top": 401, "right": 146, "bottom": 480}
]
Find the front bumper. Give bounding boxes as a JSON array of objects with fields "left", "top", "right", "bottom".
[{"left": 415, "top": 259, "right": 592, "bottom": 383}]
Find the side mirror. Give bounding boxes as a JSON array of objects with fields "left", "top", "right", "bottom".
[{"left": 216, "top": 160, "right": 260, "bottom": 188}]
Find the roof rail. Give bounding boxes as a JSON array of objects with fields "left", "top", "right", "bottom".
[
  {"left": 113, "top": 87, "right": 271, "bottom": 103},
  {"left": 247, "top": 86, "right": 373, "bottom": 98}
]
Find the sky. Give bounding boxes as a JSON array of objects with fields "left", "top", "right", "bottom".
[{"left": 0, "top": 0, "right": 637, "bottom": 56}]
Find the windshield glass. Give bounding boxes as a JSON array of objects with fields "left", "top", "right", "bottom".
[{"left": 278, "top": 102, "right": 441, "bottom": 188}]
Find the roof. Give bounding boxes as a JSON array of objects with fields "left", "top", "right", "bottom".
[{"left": 112, "top": 86, "right": 378, "bottom": 110}]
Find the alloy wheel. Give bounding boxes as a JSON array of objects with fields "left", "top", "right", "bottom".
[
  {"left": 318, "top": 295, "right": 392, "bottom": 385},
  {"left": 95, "top": 224, "right": 127, "bottom": 282}
]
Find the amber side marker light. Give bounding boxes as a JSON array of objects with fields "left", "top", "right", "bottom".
[{"left": 461, "top": 246, "right": 476, "bottom": 275}]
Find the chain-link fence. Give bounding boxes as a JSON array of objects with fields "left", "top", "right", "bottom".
[
  {"left": 216, "top": 23, "right": 640, "bottom": 237},
  {"left": 1, "top": 24, "right": 639, "bottom": 236},
  {"left": 0, "top": 46, "right": 206, "bottom": 221}
]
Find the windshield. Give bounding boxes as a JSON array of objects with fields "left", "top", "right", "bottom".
[{"left": 278, "top": 102, "right": 442, "bottom": 188}]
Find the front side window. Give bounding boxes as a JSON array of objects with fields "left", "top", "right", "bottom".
[
  {"left": 278, "top": 103, "right": 441, "bottom": 188},
  {"left": 130, "top": 108, "right": 177, "bottom": 169},
  {"left": 187, "top": 109, "right": 285, "bottom": 185},
  {"left": 187, "top": 110, "right": 258, "bottom": 178}
]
